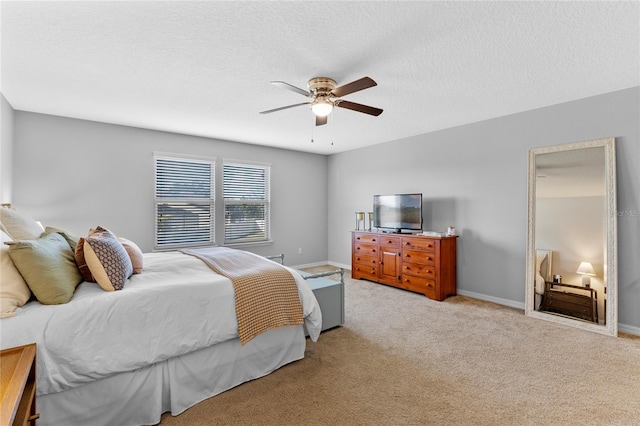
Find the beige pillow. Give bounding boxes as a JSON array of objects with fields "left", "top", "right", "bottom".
[
  {"left": 6, "top": 232, "right": 82, "bottom": 305},
  {"left": 0, "top": 205, "right": 44, "bottom": 240},
  {"left": 0, "top": 231, "right": 32, "bottom": 317},
  {"left": 118, "top": 238, "right": 144, "bottom": 274},
  {"left": 84, "top": 227, "right": 133, "bottom": 291}
]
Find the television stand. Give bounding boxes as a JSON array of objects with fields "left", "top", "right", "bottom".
[{"left": 351, "top": 231, "right": 457, "bottom": 301}]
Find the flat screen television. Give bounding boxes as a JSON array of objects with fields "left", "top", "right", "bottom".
[{"left": 373, "top": 193, "right": 423, "bottom": 233}]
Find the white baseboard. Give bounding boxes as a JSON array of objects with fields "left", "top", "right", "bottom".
[
  {"left": 292, "top": 261, "right": 350, "bottom": 270},
  {"left": 618, "top": 323, "right": 640, "bottom": 336},
  {"left": 327, "top": 261, "right": 351, "bottom": 270},
  {"left": 458, "top": 290, "right": 640, "bottom": 337},
  {"left": 456, "top": 289, "right": 526, "bottom": 310},
  {"left": 291, "top": 261, "right": 335, "bottom": 270},
  {"left": 300, "top": 263, "right": 640, "bottom": 337}
]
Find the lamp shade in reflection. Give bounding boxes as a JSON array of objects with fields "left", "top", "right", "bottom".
[{"left": 576, "top": 262, "right": 596, "bottom": 287}]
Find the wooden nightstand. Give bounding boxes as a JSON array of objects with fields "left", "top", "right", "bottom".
[
  {"left": 1, "top": 344, "right": 39, "bottom": 426},
  {"left": 541, "top": 282, "right": 598, "bottom": 323}
]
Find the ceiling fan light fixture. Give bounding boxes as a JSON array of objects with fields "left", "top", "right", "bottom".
[{"left": 311, "top": 98, "right": 333, "bottom": 117}]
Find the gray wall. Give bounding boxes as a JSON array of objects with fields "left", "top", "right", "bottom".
[
  {"left": 8, "top": 87, "right": 640, "bottom": 332},
  {"left": 327, "top": 87, "right": 640, "bottom": 333},
  {"left": 12, "top": 112, "right": 329, "bottom": 265},
  {"left": 1, "top": 94, "right": 14, "bottom": 203}
]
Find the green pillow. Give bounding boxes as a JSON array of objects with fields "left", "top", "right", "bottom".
[
  {"left": 6, "top": 232, "right": 83, "bottom": 305},
  {"left": 43, "top": 226, "right": 80, "bottom": 251}
]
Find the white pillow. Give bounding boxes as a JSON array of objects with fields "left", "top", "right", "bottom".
[
  {"left": 0, "top": 230, "right": 32, "bottom": 317},
  {"left": 0, "top": 205, "right": 44, "bottom": 240}
]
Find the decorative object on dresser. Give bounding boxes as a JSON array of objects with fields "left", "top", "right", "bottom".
[
  {"left": 351, "top": 231, "right": 457, "bottom": 301},
  {"left": 354, "top": 212, "right": 365, "bottom": 231},
  {"left": 0, "top": 343, "right": 39, "bottom": 426}
]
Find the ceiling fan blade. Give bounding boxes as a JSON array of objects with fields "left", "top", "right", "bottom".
[
  {"left": 260, "top": 102, "right": 310, "bottom": 114},
  {"left": 331, "top": 76, "right": 377, "bottom": 98},
  {"left": 270, "top": 81, "right": 311, "bottom": 97},
  {"left": 336, "top": 100, "right": 383, "bottom": 116},
  {"left": 316, "top": 115, "right": 328, "bottom": 126}
]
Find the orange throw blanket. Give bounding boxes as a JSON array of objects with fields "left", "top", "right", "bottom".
[{"left": 181, "top": 247, "right": 304, "bottom": 345}]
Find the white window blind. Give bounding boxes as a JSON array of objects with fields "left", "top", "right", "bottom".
[
  {"left": 155, "top": 155, "right": 215, "bottom": 249},
  {"left": 223, "top": 162, "right": 270, "bottom": 244}
]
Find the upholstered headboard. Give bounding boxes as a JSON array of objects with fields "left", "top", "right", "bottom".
[{"left": 536, "top": 249, "right": 552, "bottom": 282}]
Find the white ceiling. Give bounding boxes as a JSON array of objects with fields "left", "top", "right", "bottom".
[
  {"left": 535, "top": 147, "right": 605, "bottom": 198},
  {"left": 1, "top": 1, "right": 638, "bottom": 155}
]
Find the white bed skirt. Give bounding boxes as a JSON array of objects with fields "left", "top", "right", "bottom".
[{"left": 37, "top": 325, "right": 305, "bottom": 426}]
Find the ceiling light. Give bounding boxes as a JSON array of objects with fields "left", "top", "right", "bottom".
[{"left": 311, "top": 98, "right": 333, "bottom": 117}]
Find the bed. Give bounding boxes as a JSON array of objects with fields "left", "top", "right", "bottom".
[{"left": 0, "top": 206, "right": 323, "bottom": 426}]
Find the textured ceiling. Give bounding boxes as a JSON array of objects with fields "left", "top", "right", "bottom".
[{"left": 1, "top": 1, "right": 638, "bottom": 155}]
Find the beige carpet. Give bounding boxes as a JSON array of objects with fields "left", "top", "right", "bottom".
[{"left": 160, "top": 267, "right": 640, "bottom": 425}]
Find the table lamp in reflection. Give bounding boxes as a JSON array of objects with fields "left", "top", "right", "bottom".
[{"left": 576, "top": 262, "right": 596, "bottom": 288}]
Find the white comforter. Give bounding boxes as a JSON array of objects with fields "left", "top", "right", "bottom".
[{"left": 0, "top": 251, "right": 322, "bottom": 395}]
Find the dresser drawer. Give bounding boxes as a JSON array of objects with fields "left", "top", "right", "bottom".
[
  {"left": 353, "top": 253, "right": 377, "bottom": 267},
  {"left": 544, "top": 292, "right": 594, "bottom": 319},
  {"left": 354, "top": 243, "right": 377, "bottom": 257},
  {"left": 353, "top": 233, "right": 379, "bottom": 244},
  {"left": 402, "top": 275, "right": 436, "bottom": 298},
  {"left": 402, "top": 249, "right": 436, "bottom": 265},
  {"left": 402, "top": 238, "right": 436, "bottom": 252},
  {"left": 352, "top": 263, "right": 378, "bottom": 279},
  {"left": 379, "top": 235, "right": 401, "bottom": 248},
  {"left": 401, "top": 262, "right": 436, "bottom": 279}
]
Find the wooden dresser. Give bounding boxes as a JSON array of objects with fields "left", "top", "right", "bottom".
[
  {"left": 1, "top": 344, "right": 39, "bottom": 426},
  {"left": 352, "top": 231, "right": 457, "bottom": 301}
]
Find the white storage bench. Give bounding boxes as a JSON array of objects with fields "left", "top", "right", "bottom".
[
  {"left": 298, "top": 269, "right": 345, "bottom": 332},
  {"left": 265, "top": 255, "right": 344, "bottom": 333}
]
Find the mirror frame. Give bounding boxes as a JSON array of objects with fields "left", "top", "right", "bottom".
[{"left": 525, "top": 137, "right": 617, "bottom": 336}]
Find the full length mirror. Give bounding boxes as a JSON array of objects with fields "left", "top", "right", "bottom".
[{"left": 525, "top": 138, "right": 617, "bottom": 336}]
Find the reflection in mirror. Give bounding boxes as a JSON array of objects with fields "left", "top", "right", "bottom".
[{"left": 525, "top": 138, "right": 617, "bottom": 336}]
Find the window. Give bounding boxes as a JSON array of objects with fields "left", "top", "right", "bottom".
[
  {"left": 154, "top": 154, "right": 215, "bottom": 249},
  {"left": 223, "top": 162, "right": 270, "bottom": 244}
]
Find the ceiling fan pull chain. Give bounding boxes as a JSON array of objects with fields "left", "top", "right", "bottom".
[{"left": 310, "top": 115, "right": 315, "bottom": 143}]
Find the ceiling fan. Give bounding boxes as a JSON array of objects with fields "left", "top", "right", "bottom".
[{"left": 260, "top": 76, "right": 383, "bottom": 126}]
